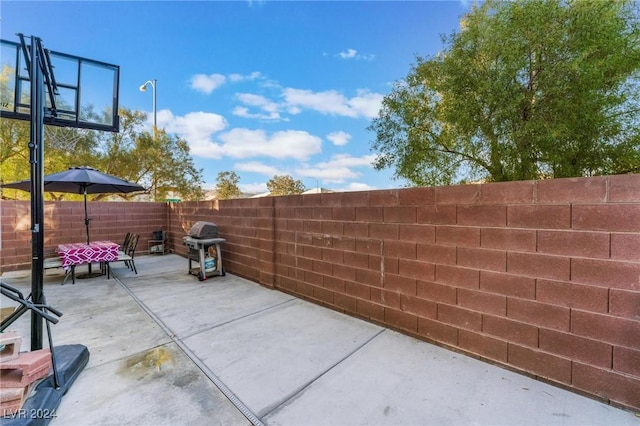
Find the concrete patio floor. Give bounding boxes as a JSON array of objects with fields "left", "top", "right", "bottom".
[{"left": 1, "top": 254, "right": 637, "bottom": 425}]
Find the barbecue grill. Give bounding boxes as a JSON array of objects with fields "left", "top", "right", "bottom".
[{"left": 183, "top": 221, "right": 226, "bottom": 281}]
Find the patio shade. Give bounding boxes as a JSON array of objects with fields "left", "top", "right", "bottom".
[{"left": 2, "top": 166, "right": 146, "bottom": 244}]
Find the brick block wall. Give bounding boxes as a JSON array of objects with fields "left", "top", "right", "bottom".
[
  {"left": 169, "top": 174, "right": 640, "bottom": 411},
  {"left": 3, "top": 175, "right": 639, "bottom": 410},
  {"left": 0, "top": 200, "right": 167, "bottom": 271}
]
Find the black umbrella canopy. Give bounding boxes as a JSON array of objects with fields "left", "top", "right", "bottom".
[
  {"left": 2, "top": 166, "right": 146, "bottom": 245},
  {"left": 2, "top": 166, "right": 145, "bottom": 195}
]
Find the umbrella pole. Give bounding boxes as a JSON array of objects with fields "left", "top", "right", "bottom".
[
  {"left": 84, "top": 189, "right": 90, "bottom": 245},
  {"left": 84, "top": 189, "right": 92, "bottom": 273}
]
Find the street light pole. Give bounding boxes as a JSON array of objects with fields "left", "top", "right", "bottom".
[
  {"left": 139, "top": 79, "right": 157, "bottom": 200},
  {"left": 139, "top": 79, "right": 157, "bottom": 134}
]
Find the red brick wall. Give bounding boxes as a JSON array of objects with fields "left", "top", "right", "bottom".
[
  {"left": 0, "top": 200, "right": 167, "bottom": 271},
  {"left": 170, "top": 175, "right": 640, "bottom": 411},
  {"left": 2, "top": 175, "right": 639, "bottom": 410}
]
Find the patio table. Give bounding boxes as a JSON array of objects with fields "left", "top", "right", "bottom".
[{"left": 56, "top": 241, "right": 120, "bottom": 282}]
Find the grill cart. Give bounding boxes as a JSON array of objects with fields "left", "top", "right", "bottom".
[{"left": 183, "top": 221, "right": 226, "bottom": 281}]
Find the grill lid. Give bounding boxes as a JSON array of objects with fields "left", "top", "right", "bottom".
[{"left": 189, "top": 221, "right": 219, "bottom": 239}]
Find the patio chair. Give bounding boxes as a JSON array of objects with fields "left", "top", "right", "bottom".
[
  {"left": 107, "top": 234, "right": 139, "bottom": 278},
  {"left": 43, "top": 247, "right": 75, "bottom": 284},
  {"left": 120, "top": 232, "right": 132, "bottom": 251}
]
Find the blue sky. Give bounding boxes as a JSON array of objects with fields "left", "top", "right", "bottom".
[{"left": 1, "top": 1, "right": 471, "bottom": 193}]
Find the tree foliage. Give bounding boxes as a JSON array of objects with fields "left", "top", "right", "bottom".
[
  {"left": 370, "top": 0, "right": 640, "bottom": 186},
  {"left": 215, "top": 171, "right": 242, "bottom": 199},
  {"left": 266, "top": 175, "right": 306, "bottom": 196},
  {"left": 1, "top": 106, "right": 204, "bottom": 201}
]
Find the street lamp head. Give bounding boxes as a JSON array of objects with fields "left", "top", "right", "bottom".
[{"left": 139, "top": 80, "right": 155, "bottom": 92}]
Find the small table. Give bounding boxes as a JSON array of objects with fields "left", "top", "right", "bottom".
[
  {"left": 57, "top": 241, "right": 120, "bottom": 283},
  {"left": 148, "top": 239, "right": 166, "bottom": 255}
]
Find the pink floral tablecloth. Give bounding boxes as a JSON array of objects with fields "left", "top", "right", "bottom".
[{"left": 56, "top": 241, "right": 120, "bottom": 269}]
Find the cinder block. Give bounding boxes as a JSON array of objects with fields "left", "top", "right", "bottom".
[
  {"left": 539, "top": 329, "right": 612, "bottom": 368},
  {"left": 0, "top": 332, "right": 21, "bottom": 362},
  {"left": 437, "top": 303, "right": 482, "bottom": 331},
  {"left": 384, "top": 308, "right": 418, "bottom": 333},
  {"left": 1, "top": 399, "right": 24, "bottom": 417},
  {"left": 0, "top": 387, "right": 24, "bottom": 403},
  {"left": 571, "top": 258, "right": 639, "bottom": 290},
  {"left": 398, "top": 186, "right": 435, "bottom": 206},
  {"left": 507, "top": 205, "right": 571, "bottom": 229},
  {"left": 482, "top": 315, "right": 539, "bottom": 348},
  {"left": 536, "top": 279, "right": 608, "bottom": 313},
  {"left": 572, "top": 204, "right": 640, "bottom": 232},
  {"left": 508, "top": 343, "right": 572, "bottom": 385},
  {"left": 609, "top": 289, "right": 640, "bottom": 320},
  {"left": 571, "top": 310, "right": 640, "bottom": 350},
  {"left": 383, "top": 206, "right": 417, "bottom": 224},
  {"left": 537, "top": 176, "right": 607, "bottom": 203},
  {"left": 613, "top": 346, "right": 640, "bottom": 377},
  {"left": 507, "top": 298, "right": 570, "bottom": 332},
  {"left": 418, "top": 317, "right": 458, "bottom": 346},
  {"left": 457, "top": 205, "right": 507, "bottom": 227},
  {"left": 611, "top": 233, "right": 640, "bottom": 261},
  {"left": 435, "top": 184, "right": 480, "bottom": 205},
  {"left": 355, "top": 206, "right": 383, "bottom": 222},
  {"left": 0, "top": 362, "right": 50, "bottom": 388},
  {"left": 369, "top": 189, "right": 398, "bottom": 206},
  {"left": 416, "top": 280, "right": 457, "bottom": 304},
  {"left": 536, "top": 230, "right": 610, "bottom": 259},
  {"left": 0, "top": 349, "right": 51, "bottom": 374},
  {"left": 416, "top": 205, "right": 457, "bottom": 225},
  {"left": 458, "top": 288, "right": 507, "bottom": 316},
  {"left": 479, "top": 271, "right": 536, "bottom": 299},
  {"left": 399, "top": 224, "right": 435, "bottom": 244},
  {"left": 609, "top": 173, "right": 640, "bottom": 202},
  {"left": 400, "top": 295, "right": 437, "bottom": 319},
  {"left": 507, "top": 252, "right": 570, "bottom": 281},
  {"left": 459, "top": 330, "right": 508, "bottom": 363},
  {"left": 436, "top": 226, "right": 480, "bottom": 247},
  {"left": 457, "top": 247, "right": 506, "bottom": 272},
  {"left": 572, "top": 362, "right": 640, "bottom": 411},
  {"left": 435, "top": 264, "right": 479, "bottom": 289},
  {"left": 480, "top": 180, "right": 535, "bottom": 204}
]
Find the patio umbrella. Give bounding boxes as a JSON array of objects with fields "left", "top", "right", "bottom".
[{"left": 2, "top": 165, "right": 145, "bottom": 245}]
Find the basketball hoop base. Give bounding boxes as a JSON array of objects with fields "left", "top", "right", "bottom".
[{"left": 2, "top": 344, "right": 89, "bottom": 426}]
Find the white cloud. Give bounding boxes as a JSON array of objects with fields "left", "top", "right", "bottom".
[
  {"left": 327, "top": 131, "right": 351, "bottom": 146},
  {"left": 233, "top": 93, "right": 282, "bottom": 120},
  {"left": 229, "top": 72, "right": 263, "bottom": 82},
  {"left": 240, "top": 182, "right": 268, "bottom": 194},
  {"left": 190, "top": 73, "right": 226, "bottom": 94},
  {"left": 154, "top": 108, "right": 321, "bottom": 161},
  {"left": 219, "top": 128, "right": 322, "bottom": 160},
  {"left": 282, "top": 88, "right": 382, "bottom": 119},
  {"left": 296, "top": 154, "right": 376, "bottom": 184},
  {"left": 339, "top": 48, "right": 358, "bottom": 59},
  {"left": 234, "top": 161, "right": 281, "bottom": 176},
  {"left": 156, "top": 109, "right": 228, "bottom": 158},
  {"left": 337, "top": 48, "right": 375, "bottom": 61},
  {"left": 342, "top": 182, "right": 376, "bottom": 191}
]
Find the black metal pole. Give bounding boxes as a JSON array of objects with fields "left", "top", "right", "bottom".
[
  {"left": 29, "top": 36, "right": 45, "bottom": 351},
  {"left": 84, "top": 189, "right": 93, "bottom": 274}
]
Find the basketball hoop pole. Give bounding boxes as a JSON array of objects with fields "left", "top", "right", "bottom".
[{"left": 28, "top": 35, "right": 46, "bottom": 351}]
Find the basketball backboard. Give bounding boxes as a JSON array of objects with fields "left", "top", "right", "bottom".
[{"left": 0, "top": 38, "right": 120, "bottom": 132}]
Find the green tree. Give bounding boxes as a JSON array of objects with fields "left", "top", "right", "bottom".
[
  {"left": 215, "top": 171, "right": 242, "bottom": 199},
  {"left": 1, "top": 107, "right": 204, "bottom": 201},
  {"left": 266, "top": 175, "right": 306, "bottom": 196},
  {"left": 94, "top": 108, "right": 204, "bottom": 201},
  {"left": 370, "top": 0, "right": 640, "bottom": 186}
]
